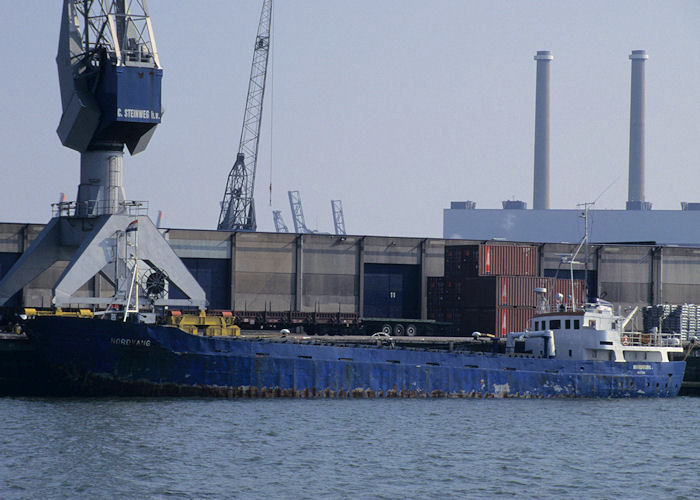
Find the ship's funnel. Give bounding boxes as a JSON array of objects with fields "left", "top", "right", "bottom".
[
  {"left": 626, "top": 50, "right": 651, "bottom": 210},
  {"left": 533, "top": 50, "right": 553, "bottom": 210}
]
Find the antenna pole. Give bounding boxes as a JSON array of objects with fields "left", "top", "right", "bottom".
[
  {"left": 575, "top": 201, "right": 594, "bottom": 306},
  {"left": 584, "top": 203, "right": 589, "bottom": 302}
]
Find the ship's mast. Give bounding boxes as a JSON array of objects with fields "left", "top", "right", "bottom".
[
  {"left": 123, "top": 221, "right": 140, "bottom": 321},
  {"left": 578, "top": 201, "right": 594, "bottom": 303}
]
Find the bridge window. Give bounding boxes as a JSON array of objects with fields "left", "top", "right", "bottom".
[
  {"left": 573, "top": 320, "right": 580, "bottom": 329},
  {"left": 565, "top": 319, "right": 571, "bottom": 329},
  {"left": 550, "top": 319, "right": 561, "bottom": 329},
  {"left": 534, "top": 321, "right": 540, "bottom": 330}
]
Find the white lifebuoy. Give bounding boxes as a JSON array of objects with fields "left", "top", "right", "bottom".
[{"left": 621, "top": 335, "right": 630, "bottom": 346}]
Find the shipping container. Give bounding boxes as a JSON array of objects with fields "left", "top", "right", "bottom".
[
  {"left": 544, "top": 269, "right": 597, "bottom": 302},
  {"left": 437, "top": 276, "right": 585, "bottom": 309},
  {"left": 451, "top": 307, "right": 536, "bottom": 337},
  {"left": 444, "top": 246, "right": 479, "bottom": 277},
  {"left": 426, "top": 276, "right": 445, "bottom": 320},
  {"left": 477, "top": 244, "right": 538, "bottom": 277},
  {"left": 444, "top": 244, "right": 538, "bottom": 278}
]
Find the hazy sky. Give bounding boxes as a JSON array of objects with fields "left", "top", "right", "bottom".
[{"left": 2, "top": 1, "right": 700, "bottom": 237}]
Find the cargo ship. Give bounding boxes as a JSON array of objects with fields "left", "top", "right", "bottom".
[{"left": 18, "top": 289, "right": 686, "bottom": 398}]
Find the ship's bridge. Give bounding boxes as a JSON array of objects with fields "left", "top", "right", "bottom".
[{"left": 506, "top": 300, "right": 682, "bottom": 363}]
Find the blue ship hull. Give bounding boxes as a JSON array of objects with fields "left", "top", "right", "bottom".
[{"left": 24, "top": 317, "right": 685, "bottom": 398}]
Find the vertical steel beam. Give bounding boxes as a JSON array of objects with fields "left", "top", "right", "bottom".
[
  {"left": 295, "top": 234, "right": 304, "bottom": 311},
  {"left": 358, "top": 237, "right": 365, "bottom": 317},
  {"left": 420, "top": 239, "right": 427, "bottom": 319},
  {"left": 230, "top": 232, "right": 237, "bottom": 310}
]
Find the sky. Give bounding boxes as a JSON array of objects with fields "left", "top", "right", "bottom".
[{"left": 2, "top": 1, "right": 700, "bottom": 238}]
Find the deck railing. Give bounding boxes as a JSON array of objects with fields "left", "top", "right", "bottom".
[
  {"left": 52, "top": 200, "right": 149, "bottom": 218},
  {"left": 621, "top": 332, "right": 682, "bottom": 348}
]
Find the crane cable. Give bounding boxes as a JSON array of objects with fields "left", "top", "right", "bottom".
[{"left": 268, "top": 2, "right": 275, "bottom": 207}]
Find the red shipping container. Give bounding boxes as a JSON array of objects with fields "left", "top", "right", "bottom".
[
  {"left": 441, "top": 276, "right": 584, "bottom": 309},
  {"left": 498, "top": 276, "right": 585, "bottom": 308},
  {"left": 452, "top": 307, "right": 535, "bottom": 337},
  {"left": 478, "top": 243, "right": 538, "bottom": 277},
  {"left": 444, "top": 244, "right": 538, "bottom": 278},
  {"left": 550, "top": 277, "right": 585, "bottom": 309}
]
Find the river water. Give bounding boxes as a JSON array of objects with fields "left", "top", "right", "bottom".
[{"left": 1, "top": 397, "right": 698, "bottom": 499}]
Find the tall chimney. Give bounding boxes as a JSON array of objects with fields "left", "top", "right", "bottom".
[
  {"left": 533, "top": 50, "right": 553, "bottom": 210},
  {"left": 626, "top": 50, "right": 649, "bottom": 210}
]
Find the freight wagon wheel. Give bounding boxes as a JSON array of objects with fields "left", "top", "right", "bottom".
[
  {"left": 393, "top": 323, "right": 405, "bottom": 336},
  {"left": 406, "top": 324, "right": 418, "bottom": 337},
  {"left": 381, "top": 324, "right": 393, "bottom": 335}
]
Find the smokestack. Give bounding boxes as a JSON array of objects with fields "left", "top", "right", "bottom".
[
  {"left": 533, "top": 50, "right": 553, "bottom": 210},
  {"left": 626, "top": 50, "right": 650, "bottom": 210}
]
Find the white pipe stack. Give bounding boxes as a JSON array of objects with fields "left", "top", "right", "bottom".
[
  {"left": 533, "top": 50, "right": 553, "bottom": 210},
  {"left": 627, "top": 50, "right": 648, "bottom": 210}
]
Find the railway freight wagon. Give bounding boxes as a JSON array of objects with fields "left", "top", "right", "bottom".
[{"left": 232, "top": 309, "right": 450, "bottom": 337}]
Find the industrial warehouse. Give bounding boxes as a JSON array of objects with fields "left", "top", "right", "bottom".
[{"left": 2, "top": 222, "right": 700, "bottom": 340}]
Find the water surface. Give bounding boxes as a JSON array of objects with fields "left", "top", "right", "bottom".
[{"left": 1, "top": 397, "right": 698, "bottom": 498}]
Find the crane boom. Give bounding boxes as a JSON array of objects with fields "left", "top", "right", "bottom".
[
  {"left": 218, "top": 0, "right": 272, "bottom": 231},
  {"left": 272, "top": 210, "right": 289, "bottom": 233},
  {"left": 288, "top": 190, "right": 311, "bottom": 234},
  {"left": 331, "top": 200, "right": 346, "bottom": 235}
]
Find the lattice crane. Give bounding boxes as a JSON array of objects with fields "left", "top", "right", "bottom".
[
  {"left": 331, "top": 200, "right": 346, "bottom": 235},
  {"left": 272, "top": 210, "right": 289, "bottom": 233},
  {"left": 218, "top": 0, "right": 272, "bottom": 231},
  {"left": 288, "top": 191, "right": 312, "bottom": 234}
]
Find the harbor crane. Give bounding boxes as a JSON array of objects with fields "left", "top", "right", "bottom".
[
  {"left": 288, "top": 191, "right": 312, "bottom": 234},
  {"left": 272, "top": 210, "right": 289, "bottom": 233},
  {"left": 331, "top": 200, "right": 346, "bottom": 235},
  {"left": 218, "top": 0, "right": 272, "bottom": 232},
  {"left": 0, "top": 0, "right": 206, "bottom": 309}
]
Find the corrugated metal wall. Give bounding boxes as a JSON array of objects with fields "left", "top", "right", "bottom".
[
  {"left": 232, "top": 233, "right": 296, "bottom": 311},
  {"left": 301, "top": 236, "right": 358, "bottom": 313},
  {"left": 598, "top": 246, "right": 652, "bottom": 306},
  {"left": 657, "top": 247, "right": 700, "bottom": 304}
]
